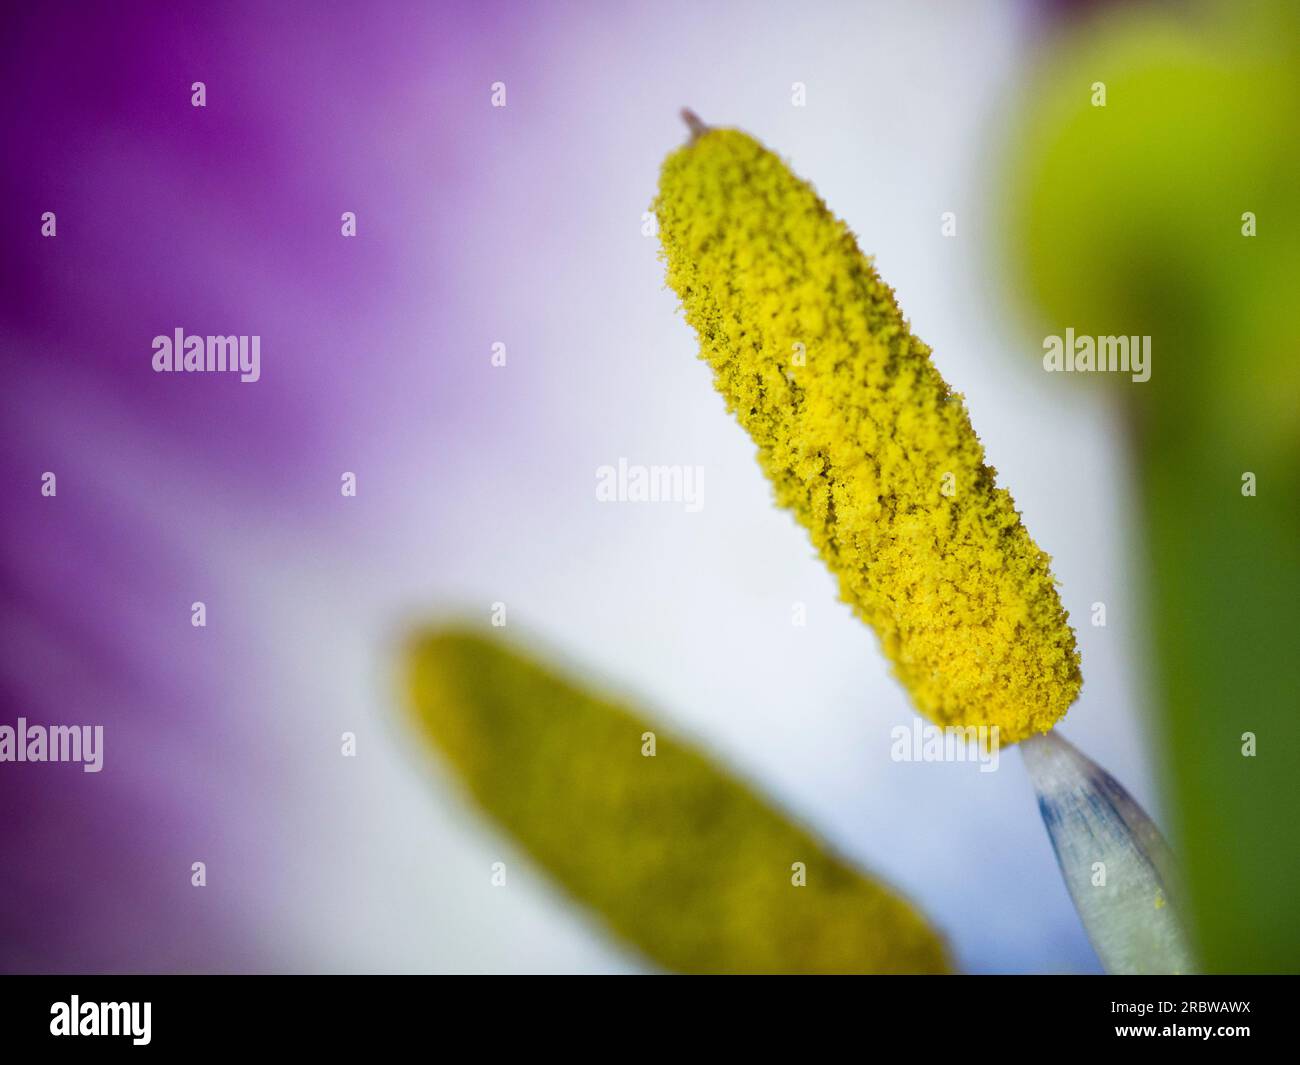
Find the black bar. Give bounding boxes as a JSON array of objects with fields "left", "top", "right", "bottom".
[{"left": 1, "top": 974, "right": 1291, "bottom": 1052}]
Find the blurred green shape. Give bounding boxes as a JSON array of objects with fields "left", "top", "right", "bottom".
[
  {"left": 1003, "top": 2, "right": 1300, "bottom": 972},
  {"left": 405, "top": 627, "right": 951, "bottom": 974}
]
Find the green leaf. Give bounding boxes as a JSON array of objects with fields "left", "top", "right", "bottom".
[{"left": 1003, "top": 3, "right": 1300, "bottom": 972}]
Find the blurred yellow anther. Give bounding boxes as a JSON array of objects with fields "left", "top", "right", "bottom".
[
  {"left": 655, "top": 127, "right": 1081, "bottom": 742},
  {"left": 405, "top": 628, "right": 951, "bottom": 974}
]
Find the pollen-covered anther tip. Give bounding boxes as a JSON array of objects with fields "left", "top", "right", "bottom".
[
  {"left": 680, "top": 108, "right": 709, "bottom": 142},
  {"left": 654, "top": 124, "right": 1082, "bottom": 742}
]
